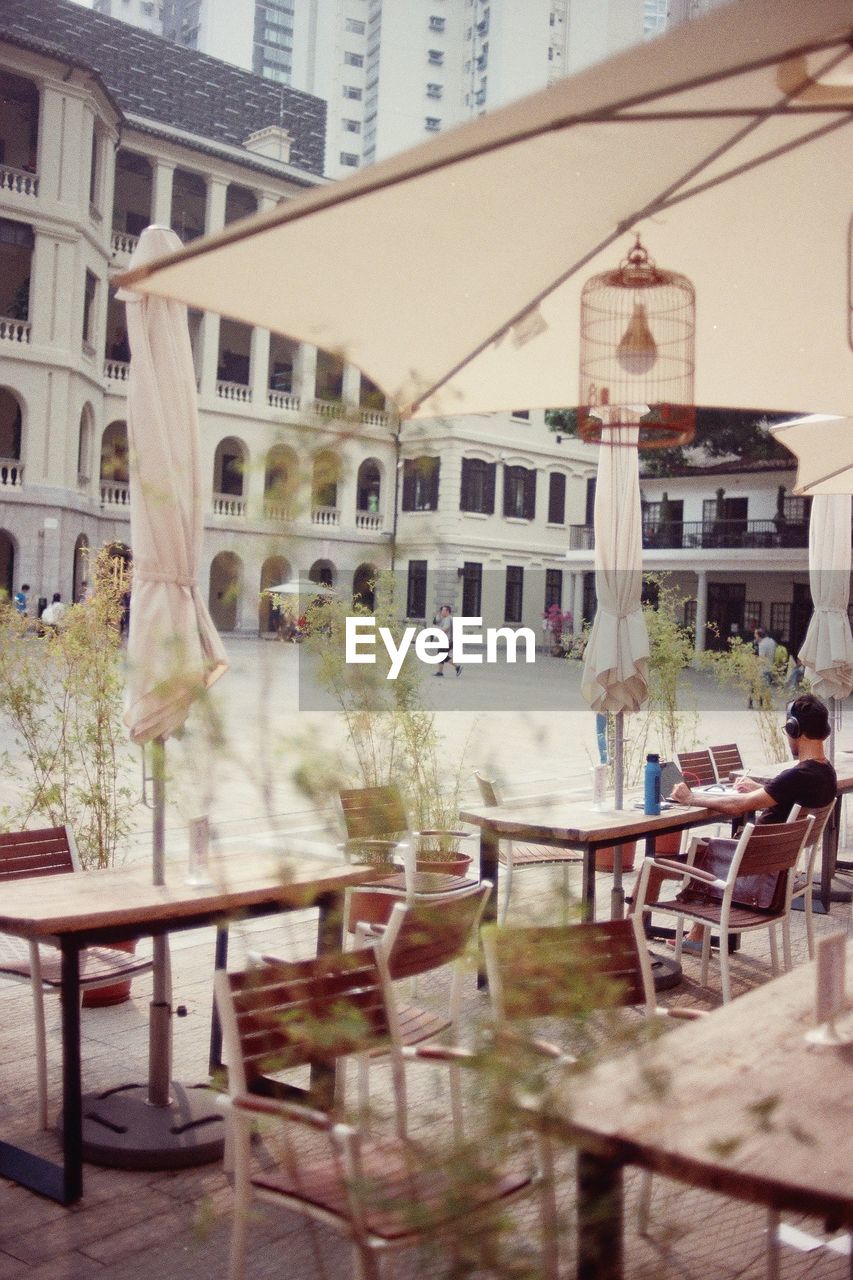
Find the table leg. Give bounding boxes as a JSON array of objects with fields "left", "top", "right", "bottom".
[
  {"left": 61, "top": 937, "right": 83, "bottom": 1204},
  {"left": 582, "top": 846, "right": 596, "bottom": 921},
  {"left": 577, "top": 1150, "right": 624, "bottom": 1280},
  {"left": 477, "top": 828, "right": 500, "bottom": 990},
  {"left": 316, "top": 890, "right": 344, "bottom": 954},
  {"left": 208, "top": 924, "right": 230, "bottom": 1076}
]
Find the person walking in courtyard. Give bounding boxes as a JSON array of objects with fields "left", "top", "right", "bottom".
[
  {"left": 434, "top": 603, "right": 461, "bottom": 676},
  {"left": 13, "top": 583, "right": 30, "bottom": 615}
]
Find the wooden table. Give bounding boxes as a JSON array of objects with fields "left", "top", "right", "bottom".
[
  {"left": 0, "top": 852, "right": 379, "bottom": 1205},
  {"left": 459, "top": 796, "right": 721, "bottom": 926},
  {"left": 537, "top": 941, "right": 853, "bottom": 1279},
  {"left": 744, "top": 758, "right": 853, "bottom": 911}
]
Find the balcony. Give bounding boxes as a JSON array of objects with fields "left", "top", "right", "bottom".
[
  {"left": 311, "top": 505, "right": 340, "bottom": 527},
  {"left": 0, "top": 317, "right": 31, "bottom": 345},
  {"left": 0, "top": 458, "right": 23, "bottom": 489},
  {"left": 268, "top": 389, "right": 301, "bottom": 412},
  {"left": 0, "top": 164, "right": 38, "bottom": 198},
  {"left": 110, "top": 230, "right": 140, "bottom": 257},
  {"left": 104, "top": 359, "right": 130, "bottom": 383},
  {"left": 216, "top": 381, "right": 251, "bottom": 404},
  {"left": 568, "top": 518, "right": 813, "bottom": 552},
  {"left": 355, "top": 510, "right": 383, "bottom": 532},
  {"left": 100, "top": 480, "right": 130, "bottom": 508},
  {"left": 212, "top": 493, "right": 246, "bottom": 518},
  {"left": 263, "top": 499, "right": 293, "bottom": 522}
]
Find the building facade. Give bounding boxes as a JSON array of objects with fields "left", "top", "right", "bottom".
[{"left": 0, "top": 0, "right": 588, "bottom": 638}]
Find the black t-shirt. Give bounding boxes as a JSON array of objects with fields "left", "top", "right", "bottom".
[{"left": 760, "top": 758, "right": 837, "bottom": 823}]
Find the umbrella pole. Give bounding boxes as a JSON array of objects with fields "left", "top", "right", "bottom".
[
  {"left": 610, "top": 711, "right": 626, "bottom": 919},
  {"left": 149, "top": 736, "right": 173, "bottom": 1106}
]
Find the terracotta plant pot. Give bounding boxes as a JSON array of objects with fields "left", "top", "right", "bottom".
[
  {"left": 654, "top": 831, "right": 683, "bottom": 857},
  {"left": 594, "top": 841, "right": 636, "bottom": 873},
  {"left": 346, "top": 886, "right": 400, "bottom": 932},
  {"left": 82, "top": 937, "right": 138, "bottom": 1008},
  {"left": 415, "top": 852, "right": 473, "bottom": 877}
]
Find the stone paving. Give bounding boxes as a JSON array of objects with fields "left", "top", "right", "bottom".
[{"left": 0, "top": 637, "right": 850, "bottom": 1278}]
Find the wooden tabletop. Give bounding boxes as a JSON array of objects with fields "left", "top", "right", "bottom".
[
  {"left": 0, "top": 851, "right": 378, "bottom": 940},
  {"left": 542, "top": 941, "right": 853, "bottom": 1223},
  {"left": 745, "top": 758, "right": 853, "bottom": 792},
  {"left": 459, "top": 796, "right": 717, "bottom": 845}
]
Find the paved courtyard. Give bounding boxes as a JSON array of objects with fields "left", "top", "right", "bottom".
[{"left": 0, "top": 636, "right": 850, "bottom": 1278}]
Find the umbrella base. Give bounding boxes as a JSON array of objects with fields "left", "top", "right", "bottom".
[
  {"left": 648, "top": 951, "right": 681, "bottom": 991},
  {"left": 70, "top": 1081, "right": 225, "bottom": 1170}
]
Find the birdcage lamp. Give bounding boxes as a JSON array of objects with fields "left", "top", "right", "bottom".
[{"left": 578, "top": 236, "right": 696, "bottom": 448}]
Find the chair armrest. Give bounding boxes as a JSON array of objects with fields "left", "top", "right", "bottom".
[
  {"left": 650, "top": 858, "right": 725, "bottom": 888},
  {"left": 412, "top": 828, "right": 472, "bottom": 840},
  {"left": 228, "top": 1092, "right": 334, "bottom": 1131},
  {"left": 655, "top": 1007, "right": 709, "bottom": 1021},
  {"left": 402, "top": 1044, "right": 478, "bottom": 1065}
]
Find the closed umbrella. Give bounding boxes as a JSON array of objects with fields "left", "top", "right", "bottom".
[
  {"left": 797, "top": 494, "right": 853, "bottom": 705},
  {"left": 115, "top": 0, "right": 852, "bottom": 423},
  {"left": 83, "top": 226, "right": 229, "bottom": 1169}
]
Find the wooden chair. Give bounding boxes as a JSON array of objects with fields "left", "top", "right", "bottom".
[
  {"left": 675, "top": 748, "right": 717, "bottom": 787},
  {"left": 633, "top": 816, "right": 814, "bottom": 1003},
  {"left": 473, "top": 770, "right": 583, "bottom": 924},
  {"left": 482, "top": 915, "right": 705, "bottom": 1238},
  {"left": 0, "top": 826, "right": 152, "bottom": 1129},
  {"left": 215, "top": 946, "right": 558, "bottom": 1280},
  {"left": 709, "top": 742, "right": 745, "bottom": 782},
  {"left": 339, "top": 785, "right": 477, "bottom": 933},
  {"left": 787, "top": 800, "right": 836, "bottom": 960}
]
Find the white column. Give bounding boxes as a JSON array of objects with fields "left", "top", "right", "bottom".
[
  {"left": 694, "top": 568, "right": 708, "bottom": 655},
  {"left": 250, "top": 326, "right": 271, "bottom": 405},
  {"left": 197, "top": 312, "right": 221, "bottom": 400},
  {"left": 205, "top": 176, "right": 228, "bottom": 236},
  {"left": 151, "top": 160, "right": 175, "bottom": 227},
  {"left": 572, "top": 572, "right": 586, "bottom": 633},
  {"left": 294, "top": 343, "right": 317, "bottom": 403},
  {"left": 342, "top": 362, "right": 361, "bottom": 408}
]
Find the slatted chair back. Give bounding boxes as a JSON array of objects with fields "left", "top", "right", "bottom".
[
  {"left": 473, "top": 770, "right": 501, "bottom": 807},
  {"left": 0, "top": 827, "right": 79, "bottom": 880},
  {"left": 218, "top": 950, "right": 394, "bottom": 1099},
  {"left": 709, "top": 743, "right": 744, "bottom": 782},
  {"left": 381, "top": 882, "right": 491, "bottom": 982},
  {"left": 679, "top": 817, "right": 813, "bottom": 916},
  {"left": 790, "top": 800, "right": 834, "bottom": 852},
  {"left": 483, "top": 916, "right": 654, "bottom": 1025},
  {"left": 676, "top": 749, "right": 717, "bottom": 787},
  {"left": 339, "top": 785, "right": 409, "bottom": 841}
]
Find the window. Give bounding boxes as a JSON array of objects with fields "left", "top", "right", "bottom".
[
  {"left": 770, "top": 602, "right": 792, "bottom": 644},
  {"left": 425, "top": 117, "right": 441, "bottom": 132},
  {"left": 429, "top": 15, "right": 446, "bottom": 30},
  {"left": 547, "top": 472, "right": 566, "bottom": 525},
  {"left": 511, "top": 408, "right": 529, "bottom": 420},
  {"left": 340, "top": 152, "right": 360, "bottom": 167},
  {"left": 503, "top": 465, "right": 536, "bottom": 520},
  {"left": 82, "top": 270, "right": 97, "bottom": 348},
  {"left": 402, "top": 457, "right": 440, "bottom": 512},
  {"left": 461, "top": 562, "right": 482, "bottom": 616},
  {"left": 343, "top": 119, "right": 362, "bottom": 133},
  {"left": 343, "top": 85, "right": 363, "bottom": 99},
  {"left": 345, "top": 17, "right": 365, "bottom": 33},
  {"left": 545, "top": 569, "right": 563, "bottom": 612},
  {"left": 344, "top": 51, "right": 364, "bottom": 66},
  {"left": 428, "top": 49, "right": 444, "bottom": 64},
  {"left": 407, "top": 560, "right": 427, "bottom": 619},
  {"left": 426, "top": 83, "right": 443, "bottom": 98},
  {"left": 460, "top": 458, "right": 496, "bottom": 514},
  {"left": 505, "top": 566, "right": 523, "bottom": 624}
]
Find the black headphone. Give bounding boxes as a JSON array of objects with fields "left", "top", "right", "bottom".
[{"left": 784, "top": 702, "right": 831, "bottom": 740}]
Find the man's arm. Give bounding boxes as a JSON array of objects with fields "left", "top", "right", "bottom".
[{"left": 669, "top": 779, "right": 775, "bottom": 816}]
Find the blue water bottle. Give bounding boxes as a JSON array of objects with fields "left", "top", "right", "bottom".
[{"left": 644, "top": 753, "right": 661, "bottom": 815}]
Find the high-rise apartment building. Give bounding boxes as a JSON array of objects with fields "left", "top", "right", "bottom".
[{"left": 92, "top": 0, "right": 164, "bottom": 33}]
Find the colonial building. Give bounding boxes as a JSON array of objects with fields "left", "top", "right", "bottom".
[{"left": 0, "top": 0, "right": 587, "bottom": 637}]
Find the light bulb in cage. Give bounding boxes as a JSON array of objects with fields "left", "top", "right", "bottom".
[
  {"left": 616, "top": 302, "right": 657, "bottom": 374},
  {"left": 578, "top": 235, "right": 695, "bottom": 449}
]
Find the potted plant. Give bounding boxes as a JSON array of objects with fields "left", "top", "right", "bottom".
[{"left": 542, "top": 604, "right": 572, "bottom": 657}]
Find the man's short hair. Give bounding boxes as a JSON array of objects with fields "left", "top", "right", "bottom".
[
  {"left": 788, "top": 693, "right": 831, "bottom": 741},
  {"left": 755, "top": 627, "right": 766, "bottom": 637}
]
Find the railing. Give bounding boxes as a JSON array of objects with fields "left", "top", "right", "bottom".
[
  {"left": 0, "top": 164, "right": 38, "bottom": 197},
  {"left": 0, "top": 316, "right": 31, "bottom": 345},
  {"left": 212, "top": 493, "right": 246, "bottom": 517},
  {"left": 355, "top": 510, "right": 383, "bottom": 532},
  {"left": 360, "top": 407, "right": 393, "bottom": 427},
  {"left": 311, "top": 505, "right": 340, "bottom": 527},
  {"left": 569, "top": 519, "right": 813, "bottom": 552},
  {"left": 0, "top": 458, "right": 24, "bottom": 488},
  {"left": 309, "top": 398, "right": 345, "bottom": 418},
  {"left": 111, "top": 230, "right": 140, "bottom": 256},
  {"left": 263, "top": 499, "right": 293, "bottom": 522},
  {"left": 216, "top": 380, "right": 251, "bottom": 403},
  {"left": 268, "top": 389, "right": 301, "bottom": 411},
  {"left": 100, "top": 480, "right": 130, "bottom": 508},
  {"left": 104, "top": 359, "right": 130, "bottom": 382}
]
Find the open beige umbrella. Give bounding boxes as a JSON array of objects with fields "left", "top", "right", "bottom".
[
  {"left": 83, "top": 226, "right": 229, "bottom": 1169},
  {"left": 771, "top": 416, "right": 853, "bottom": 497},
  {"left": 116, "top": 0, "right": 852, "bottom": 423},
  {"left": 797, "top": 494, "right": 853, "bottom": 704}
]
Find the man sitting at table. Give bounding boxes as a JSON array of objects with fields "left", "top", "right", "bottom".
[{"left": 655, "top": 694, "right": 837, "bottom": 948}]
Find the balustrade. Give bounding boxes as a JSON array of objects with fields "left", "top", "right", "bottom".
[
  {"left": 0, "top": 458, "right": 23, "bottom": 488},
  {"left": 355, "top": 510, "right": 383, "bottom": 532},
  {"left": 263, "top": 500, "right": 293, "bottom": 522},
  {"left": 216, "top": 380, "right": 251, "bottom": 403},
  {"left": 212, "top": 493, "right": 247, "bottom": 518},
  {"left": 104, "top": 359, "right": 130, "bottom": 382},
  {"left": 311, "top": 505, "right": 340, "bottom": 527},
  {"left": 100, "top": 480, "right": 130, "bottom": 508},
  {"left": 267, "top": 389, "right": 301, "bottom": 412},
  {"left": 110, "top": 230, "right": 140, "bottom": 256},
  {"left": 0, "top": 164, "right": 38, "bottom": 197},
  {"left": 0, "top": 317, "right": 31, "bottom": 345}
]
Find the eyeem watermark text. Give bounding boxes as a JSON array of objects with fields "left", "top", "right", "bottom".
[{"left": 345, "top": 616, "right": 536, "bottom": 679}]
